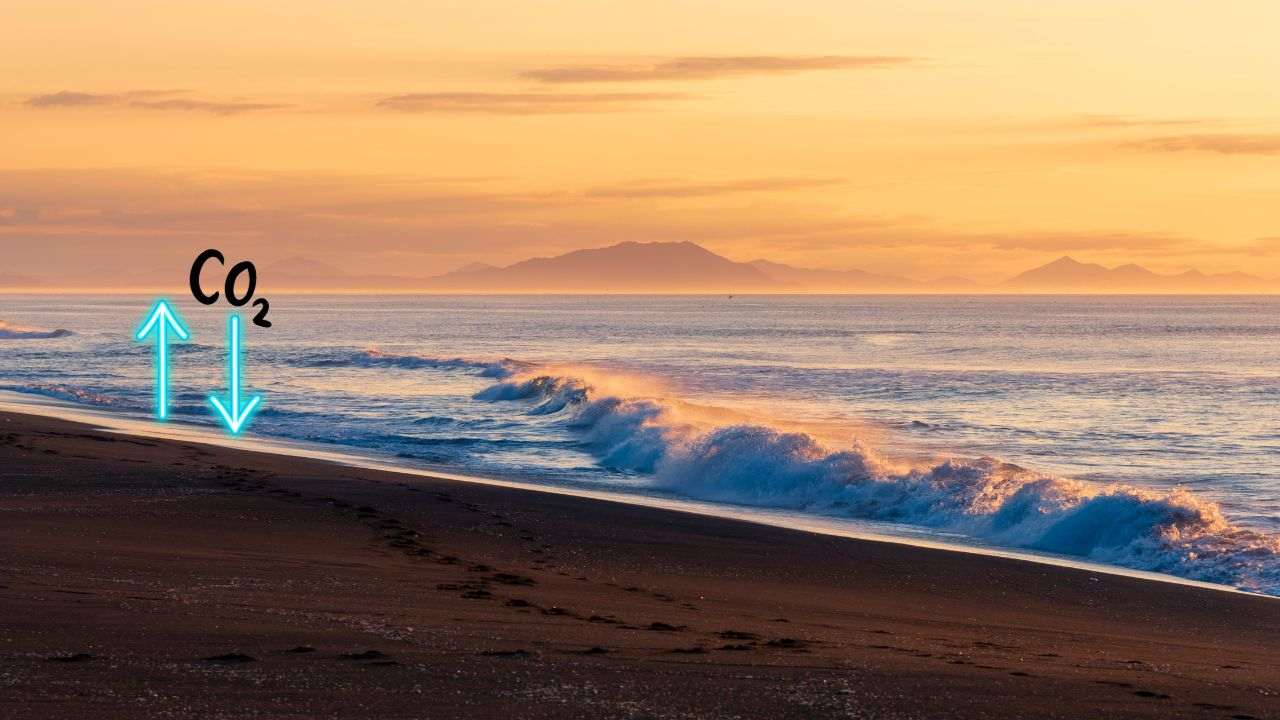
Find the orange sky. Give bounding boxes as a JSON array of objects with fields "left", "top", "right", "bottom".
[{"left": 2, "top": 1, "right": 1279, "bottom": 281}]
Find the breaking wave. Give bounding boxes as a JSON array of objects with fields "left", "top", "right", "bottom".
[
  {"left": 475, "top": 367, "right": 1280, "bottom": 595},
  {"left": 11, "top": 383, "right": 122, "bottom": 407},
  {"left": 0, "top": 321, "right": 72, "bottom": 340}
]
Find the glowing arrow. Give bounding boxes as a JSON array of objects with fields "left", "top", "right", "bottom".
[
  {"left": 208, "top": 314, "right": 262, "bottom": 435},
  {"left": 135, "top": 299, "right": 190, "bottom": 420}
]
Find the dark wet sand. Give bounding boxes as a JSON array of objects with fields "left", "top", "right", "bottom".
[{"left": 1, "top": 410, "right": 1276, "bottom": 719}]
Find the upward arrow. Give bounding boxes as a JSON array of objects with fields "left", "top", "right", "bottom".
[
  {"left": 208, "top": 314, "right": 263, "bottom": 435},
  {"left": 135, "top": 299, "right": 190, "bottom": 420}
]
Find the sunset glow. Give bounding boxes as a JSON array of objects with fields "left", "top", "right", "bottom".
[{"left": 4, "top": 1, "right": 1279, "bottom": 284}]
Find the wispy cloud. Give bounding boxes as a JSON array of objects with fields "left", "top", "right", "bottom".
[
  {"left": 1124, "top": 133, "right": 1280, "bottom": 155},
  {"left": 25, "top": 91, "right": 123, "bottom": 108},
  {"left": 0, "top": 167, "right": 1247, "bottom": 283},
  {"left": 129, "top": 98, "right": 286, "bottom": 115},
  {"left": 1072, "top": 114, "right": 1210, "bottom": 129},
  {"left": 24, "top": 90, "right": 286, "bottom": 115},
  {"left": 375, "top": 91, "right": 689, "bottom": 114},
  {"left": 1214, "top": 236, "right": 1280, "bottom": 256},
  {"left": 585, "top": 177, "right": 844, "bottom": 199},
  {"left": 521, "top": 55, "right": 915, "bottom": 83},
  {"left": 977, "top": 231, "right": 1189, "bottom": 253}
]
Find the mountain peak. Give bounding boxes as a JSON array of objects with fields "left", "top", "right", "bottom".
[
  {"left": 1006, "top": 255, "right": 1269, "bottom": 292},
  {"left": 424, "top": 240, "right": 773, "bottom": 292},
  {"left": 452, "top": 261, "right": 499, "bottom": 274}
]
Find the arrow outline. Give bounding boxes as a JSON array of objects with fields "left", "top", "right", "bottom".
[
  {"left": 208, "top": 313, "right": 262, "bottom": 435},
  {"left": 134, "top": 299, "right": 190, "bottom": 421}
]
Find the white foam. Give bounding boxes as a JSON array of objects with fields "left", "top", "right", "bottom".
[
  {"left": 477, "top": 368, "right": 1280, "bottom": 595},
  {"left": 0, "top": 321, "right": 72, "bottom": 339}
]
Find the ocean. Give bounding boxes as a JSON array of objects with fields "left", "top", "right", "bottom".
[{"left": 2, "top": 294, "right": 1278, "bottom": 594}]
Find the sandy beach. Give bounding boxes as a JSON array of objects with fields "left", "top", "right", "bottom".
[{"left": 1, "top": 409, "right": 1276, "bottom": 719}]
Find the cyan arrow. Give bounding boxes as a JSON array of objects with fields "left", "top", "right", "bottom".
[
  {"left": 208, "top": 314, "right": 262, "bottom": 435},
  {"left": 135, "top": 299, "right": 190, "bottom": 420}
]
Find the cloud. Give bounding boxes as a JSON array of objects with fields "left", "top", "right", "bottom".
[
  {"left": 1072, "top": 114, "right": 1209, "bottom": 129},
  {"left": 521, "top": 55, "right": 916, "bottom": 83},
  {"left": 1214, "top": 236, "right": 1280, "bottom": 256},
  {"left": 129, "top": 98, "right": 286, "bottom": 115},
  {"left": 584, "top": 177, "right": 844, "bottom": 199},
  {"left": 978, "top": 231, "right": 1189, "bottom": 253},
  {"left": 0, "top": 167, "right": 1248, "bottom": 284},
  {"left": 744, "top": 225, "right": 1191, "bottom": 255},
  {"left": 25, "top": 91, "right": 120, "bottom": 108},
  {"left": 375, "top": 91, "right": 689, "bottom": 114},
  {"left": 1123, "top": 133, "right": 1280, "bottom": 155},
  {"left": 24, "top": 90, "right": 285, "bottom": 115}
]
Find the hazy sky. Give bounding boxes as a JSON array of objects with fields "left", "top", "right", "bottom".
[{"left": 3, "top": 1, "right": 1279, "bottom": 281}]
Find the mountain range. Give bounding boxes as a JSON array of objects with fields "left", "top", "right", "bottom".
[{"left": 2, "top": 241, "right": 1275, "bottom": 293}]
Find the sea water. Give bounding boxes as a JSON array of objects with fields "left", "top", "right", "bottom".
[{"left": 2, "top": 294, "right": 1277, "bottom": 594}]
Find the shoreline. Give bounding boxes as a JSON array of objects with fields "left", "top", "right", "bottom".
[
  {"left": 2, "top": 408, "right": 1278, "bottom": 718},
  {"left": 0, "top": 390, "right": 1250, "bottom": 598}
]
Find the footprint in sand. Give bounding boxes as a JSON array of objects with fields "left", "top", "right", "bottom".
[
  {"left": 480, "top": 649, "right": 534, "bottom": 659},
  {"left": 46, "top": 653, "right": 94, "bottom": 663},
  {"left": 1095, "top": 680, "right": 1134, "bottom": 689},
  {"left": 203, "top": 653, "right": 256, "bottom": 664},
  {"left": 766, "top": 638, "right": 810, "bottom": 650},
  {"left": 488, "top": 573, "right": 536, "bottom": 586},
  {"left": 338, "top": 650, "right": 388, "bottom": 661}
]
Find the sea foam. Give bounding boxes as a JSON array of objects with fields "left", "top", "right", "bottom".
[
  {"left": 475, "top": 366, "right": 1280, "bottom": 595},
  {"left": 0, "top": 321, "right": 72, "bottom": 339}
]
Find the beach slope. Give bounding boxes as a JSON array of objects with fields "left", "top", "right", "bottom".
[{"left": 1, "top": 411, "right": 1276, "bottom": 719}]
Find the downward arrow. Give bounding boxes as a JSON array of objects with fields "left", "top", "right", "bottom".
[
  {"left": 135, "top": 300, "right": 190, "bottom": 420},
  {"left": 209, "top": 314, "right": 262, "bottom": 435}
]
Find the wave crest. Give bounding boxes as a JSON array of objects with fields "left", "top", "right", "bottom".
[
  {"left": 13, "top": 383, "right": 119, "bottom": 406},
  {"left": 0, "top": 321, "right": 72, "bottom": 339},
  {"left": 476, "top": 367, "right": 1280, "bottom": 594}
]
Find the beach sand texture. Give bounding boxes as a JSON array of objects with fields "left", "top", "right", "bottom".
[{"left": 1, "top": 411, "right": 1276, "bottom": 719}]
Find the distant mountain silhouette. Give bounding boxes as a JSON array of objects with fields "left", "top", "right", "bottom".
[
  {"left": 426, "top": 241, "right": 774, "bottom": 292},
  {"left": 6, "top": 243, "right": 1276, "bottom": 293},
  {"left": 451, "top": 262, "right": 499, "bottom": 274},
  {"left": 1005, "top": 256, "right": 1272, "bottom": 292},
  {"left": 747, "top": 259, "right": 918, "bottom": 290},
  {"left": 743, "top": 261, "right": 982, "bottom": 292}
]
